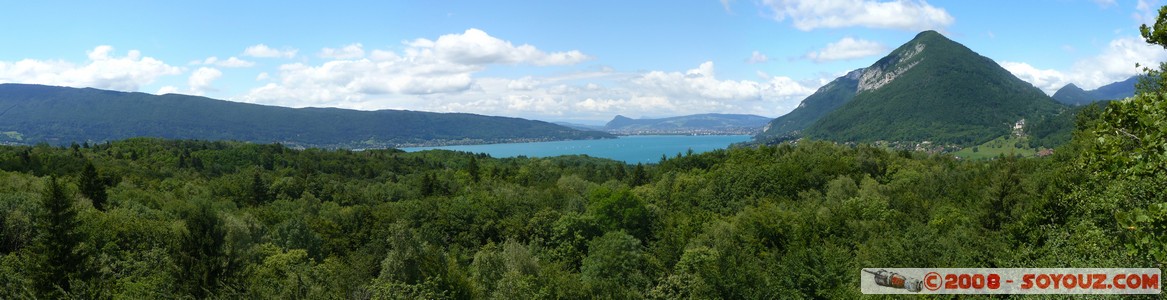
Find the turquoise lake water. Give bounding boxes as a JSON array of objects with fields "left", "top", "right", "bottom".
[{"left": 403, "top": 135, "right": 752, "bottom": 164}]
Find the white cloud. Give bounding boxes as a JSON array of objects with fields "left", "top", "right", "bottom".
[
  {"left": 243, "top": 44, "right": 298, "bottom": 58},
  {"left": 157, "top": 85, "right": 179, "bottom": 95},
  {"left": 721, "top": 0, "right": 734, "bottom": 13},
  {"left": 319, "top": 43, "right": 366, "bottom": 59},
  {"left": 242, "top": 28, "right": 592, "bottom": 107},
  {"left": 507, "top": 76, "right": 539, "bottom": 91},
  {"left": 805, "top": 37, "right": 887, "bottom": 62},
  {"left": 256, "top": 72, "right": 270, "bottom": 81},
  {"left": 1002, "top": 36, "right": 1167, "bottom": 94},
  {"left": 415, "top": 28, "right": 591, "bottom": 66},
  {"left": 747, "top": 51, "right": 769, "bottom": 64},
  {"left": 999, "top": 61, "right": 1068, "bottom": 94},
  {"left": 233, "top": 30, "right": 820, "bottom": 122},
  {"left": 1134, "top": 0, "right": 1160, "bottom": 25},
  {"left": 633, "top": 61, "right": 817, "bottom": 103},
  {"left": 243, "top": 57, "right": 821, "bottom": 122},
  {"left": 0, "top": 45, "right": 181, "bottom": 91},
  {"left": 217, "top": 56, "right": 255, "bottom": 68},
  {"left": 198, "top": 56, "right": 255, "bottom": 68},
  {"left": 762, "top": 0, "right": 954, "bottom": 31},
  {"left": 188, "top": 67, "right": 222, "bottom": 95}
]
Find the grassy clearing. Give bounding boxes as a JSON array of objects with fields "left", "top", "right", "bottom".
[
  {"left": 952, "top": 135, "right": 1036, "bottom": 160},
  {"left": 1, "top": 131, "right": 21, "bottom": 141}
]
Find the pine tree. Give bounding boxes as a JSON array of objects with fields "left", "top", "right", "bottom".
[
  {"left": 178, "top": 200, "right": 229, "bottom": 298},
  {"left": 630, "top": 163, "right": 649, "bottom": 187},
  {"left": 34, "top": 177, "right": 83, "bottom": 298},
  {"left": 467, "top": 156, "right": 481, "bottom": 183},
  {"left": 79, "top": 160, "right": 107, "bottom": 211},
  {"left": 250, "top": 172, "right": 269, "bottom": 206}
]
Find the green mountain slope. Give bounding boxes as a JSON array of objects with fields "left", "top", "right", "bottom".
[
  {"left": 1052, "top": 76, "right": 1138, "bottom": 105},
  {"left": 756, "top": 69, "right": 863, "bottom": 140},
  {"left": 1051, "top": 83, "right": 1097, "bottom": 106},
  {"left": 802, "top": 30, "right": 1065, "bottom": 146},
  {"left": 1092, "top": 75, "right": 1138, "bottom": 99},
  {"left": 604, "top": 113, "right": 770, "bottom": 134},
  {"left": 0, "top": 84, "right": 613, "bottom": 147}
]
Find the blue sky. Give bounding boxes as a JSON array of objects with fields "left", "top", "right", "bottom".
[{"left": 0, "top": 0, "right": 1163, "bottom": 124}]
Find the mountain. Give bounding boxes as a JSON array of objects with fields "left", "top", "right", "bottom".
[
  {"left": 553, "top": 121, "right": 604, "bottom": 131},
  {"left": 1092, "top": 76, "right": 1139, "bottom": 99},
  {"left": 759, "top": 30, "right": 1065, "bottom": 146},
  {"left": 0, "top": 84, "right": 613, "bottom": 148},
  {"left": 757, "top": 69, "right": 863, "bottom": 139},
  {"left": 604, "top": 113, "right": 771, "bottom": 135},
  {"left": 1052, "top": 76, "right": 1138, "bottom": 105},
  {"left": 1051, "top": 83, "right": 1096, "bottom": 106}
]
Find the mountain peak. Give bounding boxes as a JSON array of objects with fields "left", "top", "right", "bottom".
[
  {"left": 912, "top": 30, "right": 946, "bottom": 41},
  {"left": 760, "top": 29, "right": 1063, "bottom": 146},
  {"left": 854, "top": 31, "right": 957, "bottom": 93},
  {"left": 1052, "top": 76, "right": 1138, "bottom": 105}
]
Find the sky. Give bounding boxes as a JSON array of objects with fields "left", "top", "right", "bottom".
[{"left": 0, "top": 0, "right": 1164, "bottom": 125}]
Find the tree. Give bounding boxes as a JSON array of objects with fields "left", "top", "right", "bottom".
[
  {"left": 629, "top": 163, "right": 649, "bottom": 187},
  {"left": 178, "top": 200, "right": 230, "bottom": 298},
  {"left": 250, "top": 171, "right": 270, "bottom": 206},
  {"left": 589, "top": 188, "right": 653, "bottom": 242},
  {"left": 33, "top": 177, "right": 83, "bottom": 298},
  {"left": 1099, "top": 4, "right": 1167, "bottom": 266},
  {"left": 1141, "top": 5, "right": 1167, "bottom": 50},
  {"left": 580, "top": 231, "right": 650, "bottom": 298},
  {"left": 79, "top": 160, "right": 107, "bottom": 211},
  {"left": 468, "top": 156, "right": 481, "bottom": 183}
]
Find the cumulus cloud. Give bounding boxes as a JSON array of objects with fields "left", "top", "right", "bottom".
[
  {"left": 243, "top": 44, "right": 298, "bottom": 58},
  {"left": 235, "top": 30, "right": 819, "bottom": 122},
  {"left": 1134, "top": 0, "right": 1160, "bottom": 24},
  {"left": 188, "top": 67, "right": 222, "bottom": 95},
  {"left": 633, "top": 61, "right": 816, "bottom": 101},
  {"left": 242, "top": 28, "right": 592, "bottom": 106},
  {"left": 319, "top": 43, "right": 366, "bottom": 59},
  {"left": 805, "top": 37, "right": 887, "bottom": 62},
  {"left": 1002, "top": 36, "right": 1167, "bottom": 94},
  {"left": 747, "top": 51, "right": 769, "bottom": 64},
  {"left": 157, "top": 85, "right": 179, "bottom": 95},
  {"left": 507, "top": 76, "right": 539, "bottom": 91},
  {"left": 243, "top": 57, "right": 821, "bottom": 122},
  {"left": 0, "top": 45, "right": 181, "bottom": 91},
  {"left": 762, "top": 0, "right": 954, "bottom": 31},
  {"left": 998, "top": 61, "right": 1069, "bottom": 94},
  {"left": 413, "top": 28, "right": 591, "bottom": 66},
  {"left": 198, "top": 56, "right": 255, "bottom": 68}
]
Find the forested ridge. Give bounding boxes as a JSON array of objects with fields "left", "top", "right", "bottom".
[{"left": 0, "top": 84, "right": 613, "bottom": 148}]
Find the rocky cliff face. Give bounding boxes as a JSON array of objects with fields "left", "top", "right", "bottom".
[{"left": 858, "top": 43, "right": 924, "bottom": 93}]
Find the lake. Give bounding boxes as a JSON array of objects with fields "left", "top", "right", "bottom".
[{"left": 403, "top": 135, "right": 752, "bottom": 164}]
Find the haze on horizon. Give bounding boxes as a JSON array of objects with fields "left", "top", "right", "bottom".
[{"left": 0, "top": 0, "right": 1163, "bottom": 124}]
